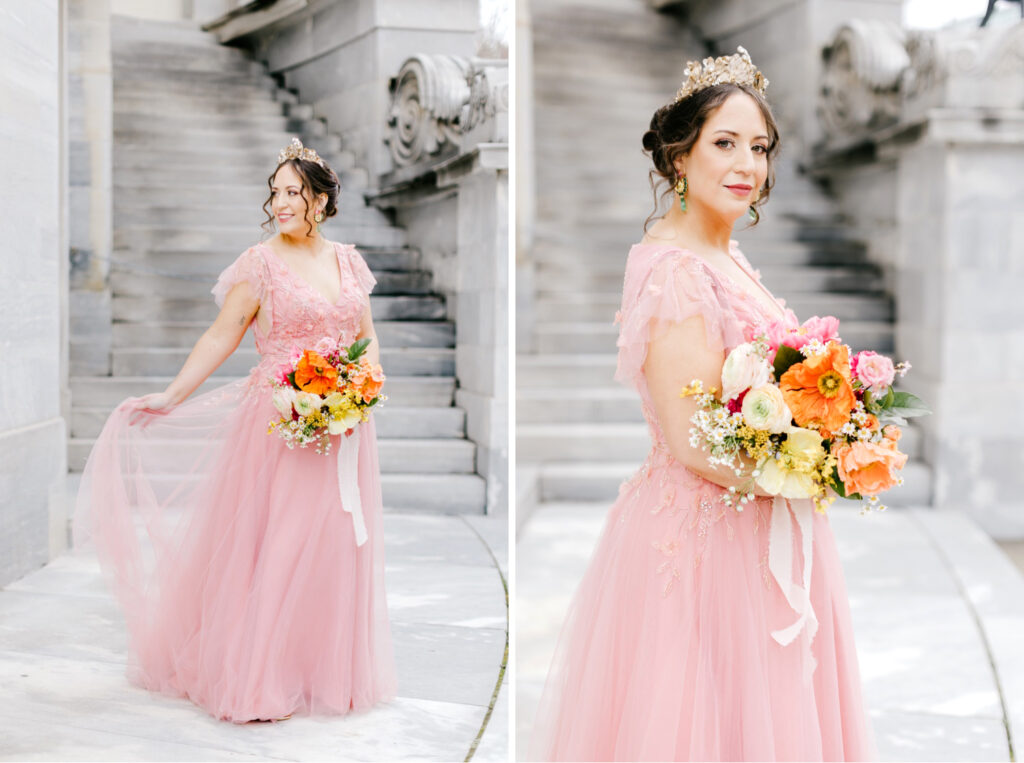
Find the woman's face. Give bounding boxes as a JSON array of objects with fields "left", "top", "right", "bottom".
[
  {"left": 673, "top": 91, "right": 770, "bottom": 225},
  {"left": 270, "top": 163, "right": 325, "bottom": 237}
]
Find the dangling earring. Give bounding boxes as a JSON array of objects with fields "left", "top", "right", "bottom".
[
  {"left": 675, "top": 175, "right": 688, "bottom": 213},
  {"left": 748, "top": 187, "right": 762, "bottom": 222},
  {"left": 314, "top": 208, "right": 324, "bottom": 233}
]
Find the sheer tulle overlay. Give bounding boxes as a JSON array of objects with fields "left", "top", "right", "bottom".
[
  {"left": 74, "top": 242, "right": 397, "bottom": 722},
  {"left": 529, "top": 242, "right": 876, "bottom": 761}
]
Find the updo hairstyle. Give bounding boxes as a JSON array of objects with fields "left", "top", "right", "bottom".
[
  {"left": 642, "top": 82, "right": 780, "bottom": 228},
  {"left": 261, "top": 154, "right": 341, "bottom": 238}
]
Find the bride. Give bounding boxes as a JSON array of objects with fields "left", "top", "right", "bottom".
[
  {"left": 528, "top": 49, "right": 877, "bottom": 761},
  {"left": 75, "top": 138, "right": 397, "bottom": 723}
]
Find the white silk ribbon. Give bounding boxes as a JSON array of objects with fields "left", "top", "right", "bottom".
[
  {"left": 336, "top": 427, "right": 367, "bottom": 546},
  {"left": 768, "top": 495, "right": 818, "bottom": 683}
]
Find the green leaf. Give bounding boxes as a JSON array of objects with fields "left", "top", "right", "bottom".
[
  {"left": 287, "top": 371, "right": 297, "bottom": 389},
  {"left": 346, "top": 337, "right": 371, "bottom": 361},
  {"left": 889, "top": 391, "right": 931, "bottom": 419},
  {"left": 773, "top": 344, "right": 804, "bottom": 380}
]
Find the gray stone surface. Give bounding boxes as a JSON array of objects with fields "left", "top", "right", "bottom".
[
  {"left": 0, "top": 513, "right": 508, "bottom": 761},
  {"left": 517, "top": 502, "right": 1023, "bottom": 760},
  {"left": 0, "top": 0, "right": 68, "bottom": 587}
]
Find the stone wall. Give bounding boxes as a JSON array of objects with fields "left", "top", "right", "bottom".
[
  {"left": 689, "top": 0, "right": 903, "bottom": 156},
  {"left": 810, "top": 21, "right": 1024, "bottom": 537},
  {"left": 0, "top": 0, "right": 69, "bottom": 586},
  {"left": 210, "top": 0, "right": 480, "bottom": 186}
]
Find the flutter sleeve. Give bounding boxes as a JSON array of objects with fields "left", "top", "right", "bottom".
[
  {"left": 211, "top": 245, "right": 273, "bottom": 328},
  {"left": 344, "top": 245, "right": 377, "bottom": 295},
  {"left": 614, "top": 250, "right": 744, "bottom": 391}
]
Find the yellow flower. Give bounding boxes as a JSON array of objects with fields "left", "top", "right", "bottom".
[{"left": 755, "top": 426, "right": 826, "bottom": 499}]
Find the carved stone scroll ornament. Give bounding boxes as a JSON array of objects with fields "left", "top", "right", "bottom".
[
  {"left": 386, "top": 54, "right": 509, "bottom": 167},
  {"left": 819, "top": 21, "right": 911, "bottom": 139}
]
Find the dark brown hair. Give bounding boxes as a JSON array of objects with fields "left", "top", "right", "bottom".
[
  {"left": 261, "top": 154, "right": 341, "bottom": 238},
  {"left": 642, "top": 82, "right": 780, "bottom": 229}
]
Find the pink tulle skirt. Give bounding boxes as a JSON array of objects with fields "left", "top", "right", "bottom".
[
  {"left": 74, "top": 378, "right": 397, "bottom": 722},
  {"left": 528, "top": 447, "right": 876, "bottom": 761}
]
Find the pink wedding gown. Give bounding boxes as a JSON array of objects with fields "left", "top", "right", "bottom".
[
  {"left": 74, "top": 241, "right": 397, "bottom": 722},
  {"left": 529, "top": 241, "right": 877, "bottom": 761}
]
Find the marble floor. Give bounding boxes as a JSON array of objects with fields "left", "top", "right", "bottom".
[
  {"left": 516, "top": 502, "right": 1024, "bottom": 762},
  {"left": 0, "top": 514, "right": 509, "bottom": 762}
]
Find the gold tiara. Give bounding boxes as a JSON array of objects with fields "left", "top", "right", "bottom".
[
  {"left": 277, "top": 137, "right": 325, "bottom": 168},
  {"left": 674, "top": 46, "right": 768, "bottom": 103}
]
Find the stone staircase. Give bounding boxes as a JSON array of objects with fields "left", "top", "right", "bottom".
[
  {"left": 68, "top": 14, "right": 486, "bottom": 513},
  {"left": 517, "top": 0, "right": 930, "bottom": 528}
]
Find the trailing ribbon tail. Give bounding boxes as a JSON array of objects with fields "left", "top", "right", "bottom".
[
  {"left": 768, "top": 495, "right": 819, "bottom": 683},
  {"left": 336, "top": 427, "right": 368, "bottom": 546}
]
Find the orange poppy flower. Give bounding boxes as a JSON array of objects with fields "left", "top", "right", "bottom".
[
  {"left": 835, "top": 438, "right": 908, "bottom": 496},
  {"left": 779, "top": 342, "right": 856, "bottom": 433},
  {"left": 360, "top": 365, "right": 385, "bottom": 402},
  {"left": 294, "top": 350, "right": 338, "bottom": 395}
]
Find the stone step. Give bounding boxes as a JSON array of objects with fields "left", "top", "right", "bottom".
[
  {"left": 110, "top": 181, "right": 368, "bottom": 212},
  {"left": 68, "top": 432, "right": 474, "bottom": 473},
  {"left": 111, "top": 225, "right": 407, "bottom": 253},
  {"left": 70, "top": 375, "right": 455, "bottom": 409},
  {"left": 518, "top": 422, "right": 651, "bottom": 464},
  {"left": 112, "top": 127, "right": 326, "bottom": 153},
  {"left": 110, "top": 48, "right": 260, "bottom": 73},
  {"left": 532, "top": 291, "right": 895, "bottom": 324},
  {"left": 110, "top": 347, "right": 454, "bottom": 378},
  {"left": 109, "top": 200, "right": 385, "bottom": 227},
  {"left": 112, "top": 112, "right": 317, "bottom": 136},
  {"left": 535, "top": 263, "right": 885, "bottom": 295},
  {"left": 113, "top": 77, "right": 280, "bottom": 99},
  {"left": 517, "top": 387, "right": 644, "bottom": 424},
  {"left": 111, "top": 162, "right": 368, "bottom": 190},
  {"left": 516, "top": 353, "right": 619, "bottom": 388},
  {"left": 384, "top": 474, "right": 486, "bottom": 513},
  {"left": 112, "top": 294, "right": 445, "bottom": 322},
  {"left": 113, "top": 94, "right": 286, "bottom": 118},
  {"left": 108, "top": 267, "right": 429, "bottom": 299},
  {"left": 109, "top": 320, "right": 454, "bottom": 349},
  {"left": 109, "top": 245, "right": 421, "bottom": 275},
  {"left": 532, "top": 320, "right": 893, "bottom": 355},
  {"left": 71, "top": 404, "right": 466, "bottom": 441}
]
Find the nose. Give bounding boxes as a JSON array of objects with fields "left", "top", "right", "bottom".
[{"left": 734, "top": 146, "right": 756, "bottom": 175}]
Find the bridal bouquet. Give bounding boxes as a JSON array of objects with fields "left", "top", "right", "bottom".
[
  {"left": 682, "top": 316, "right": 929, "bottom": 512},
  {"left": 267, "top": 337, "right": 385, "bottom": 454}
]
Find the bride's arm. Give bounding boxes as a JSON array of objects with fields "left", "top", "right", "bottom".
[
  {"left": 356, "top": 305, "right": 380, "bottom": 367},
  {"left": 129, "top": 282, "right": 261, "bottom": 418},
  {"left": 644, "top": 313, "right": 772, "bottom": 495}
]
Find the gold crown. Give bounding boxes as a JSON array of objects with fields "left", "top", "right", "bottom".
[
  {"left": 674, "top": 46, "right": 768, "bottom": 103},
  {"left": 277, "top": 137, "right": 325, "bottom": 168}
]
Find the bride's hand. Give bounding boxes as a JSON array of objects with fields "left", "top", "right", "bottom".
[{"left": 127, "top": 392, "right": 176, "bottom": 427}]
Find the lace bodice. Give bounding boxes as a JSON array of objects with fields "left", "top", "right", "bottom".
[
  {"left": 212, "top": 241, "right": 376, "bottom": 391},
  {"left": 614, "top": 240, "right": 800, "bottom": 451}
]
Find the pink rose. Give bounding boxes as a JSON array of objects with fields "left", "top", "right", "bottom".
[
  {"left": 314, "top": 336, "right": 339, "bottom": 358},
  {"left": 754, "top": 315, "right": 841, "bottom": 361},
  {"left": 852, "top": 351, "right": 895, "bottom": 392}
]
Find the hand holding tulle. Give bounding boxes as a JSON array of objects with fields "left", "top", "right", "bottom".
[{"left": 127, "top": 392, "right": 176, "bottom": 427}]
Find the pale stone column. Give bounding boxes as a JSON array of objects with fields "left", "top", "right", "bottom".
[
  {"left": 0, "top": 0, "right": 68, "bottom": 585},
  {"left": 68, "top": 0, "right": 114, "bottom": 377},
  {"left": 443, "top": 148, "right": 509, "bottom": 515},
  {"left": 515, "top": 0, "right": 536, "bottom": 352}
]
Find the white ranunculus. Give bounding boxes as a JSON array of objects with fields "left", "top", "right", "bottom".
[
  {"left": 720, "top": 342, "right": 771, "bottom": 402},
  {"left": 293, "top": 391, "right": 322, "bottom": 417},
  {"left": 741, "top": 384, "right": 792, "bottom": 433},
  {"left": 272, "top": 387, "right": 296, "bottom": 417}
]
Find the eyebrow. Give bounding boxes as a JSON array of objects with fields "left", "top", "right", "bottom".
[
  {"left": 714, "top": 129, "right": 769, "bottom": 141},
  {"left": 271, "top": 185, "right": 301, "bottom": 190}
]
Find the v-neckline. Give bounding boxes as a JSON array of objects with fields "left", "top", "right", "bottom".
[
  {"left": 259, "top": 240, "right": 343, "bottom": 306},
  {"left": 639, "top": 241, "right": 789, "bottom": 323}
]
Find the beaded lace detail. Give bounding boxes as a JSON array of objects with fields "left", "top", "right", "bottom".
[{"left": 212, "top": 241, "right": 374, "bottom": 397}]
